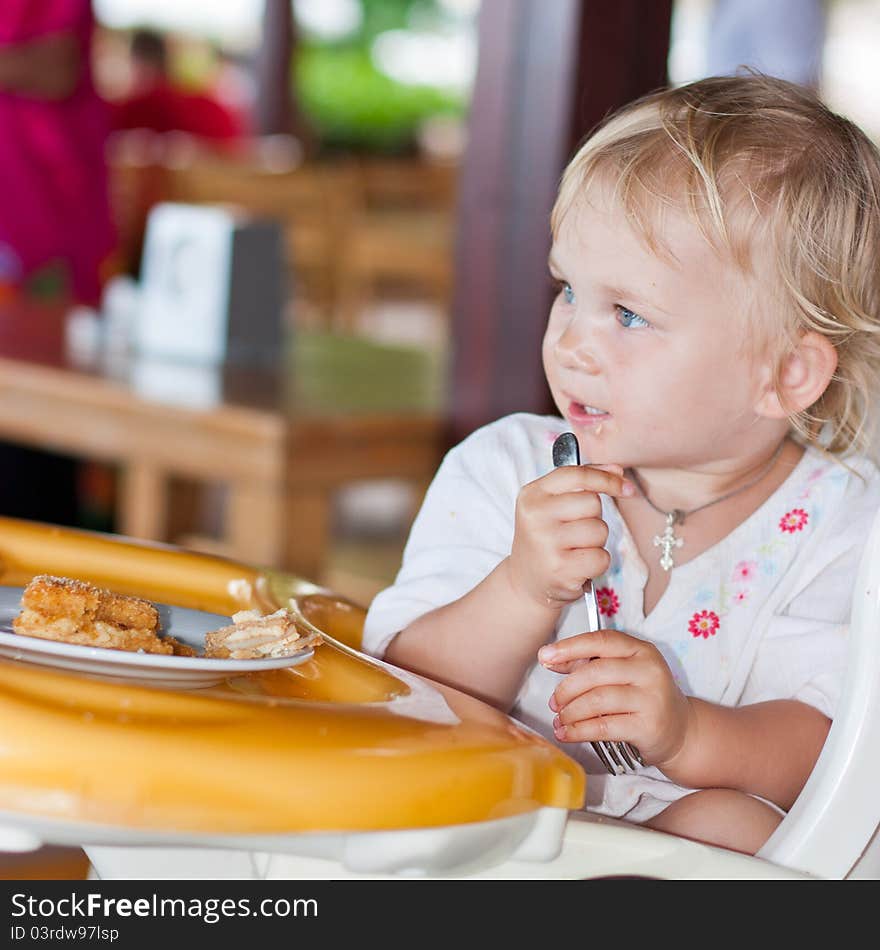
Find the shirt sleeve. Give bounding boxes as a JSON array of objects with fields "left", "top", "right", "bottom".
[
  {"left": 361, "top": 416, "right": 546, "bottom": 658},
  {"left": 741, "top": 467, "right": 880, "bottom": 719}
]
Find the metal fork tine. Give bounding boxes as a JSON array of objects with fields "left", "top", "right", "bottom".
[
  {"left": 592, "top": 740, "right": 618, "bottom": 776},
  {"left": 602, "top": 741, "right": 626, "bottom": 774},
  {"left": 616, "top": 742, "right": 638, "bottom": 771},
  {"left": 625, "top": 742, "right": 644, "bottom": 767}
]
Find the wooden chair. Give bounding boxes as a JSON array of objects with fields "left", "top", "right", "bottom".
[
  {"left": 163, "top": 156, "right": 358, "bottom": 324},
  {"left": 335, "top": 158, "right": 459, "bottom": 332}
]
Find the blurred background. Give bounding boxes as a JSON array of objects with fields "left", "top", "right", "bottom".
[
  {"left": 1, "top": 0, "right": 880, "bottom": 637},
  {"left": 1, "top": 0, "right": 880, "bottom": 880}
]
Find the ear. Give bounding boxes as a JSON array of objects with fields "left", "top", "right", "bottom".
[{"left": 755, "top": 330, "right": 838, "bottom": 419}]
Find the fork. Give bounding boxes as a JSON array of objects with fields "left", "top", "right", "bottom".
[{"left": 551, "top": 432, "right": 643, "bottom": 776}]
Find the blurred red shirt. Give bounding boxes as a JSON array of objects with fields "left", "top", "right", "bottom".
[{"left": 110, "top": 79, "right": 244, "bottom": 143}]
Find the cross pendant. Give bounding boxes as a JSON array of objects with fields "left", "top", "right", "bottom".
[{"left": 653, "top": 511, "right": 684, "bottom": 571}]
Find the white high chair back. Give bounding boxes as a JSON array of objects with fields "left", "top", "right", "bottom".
[{"left": 758, "top": 503, "right": 880, "bottom": 878}]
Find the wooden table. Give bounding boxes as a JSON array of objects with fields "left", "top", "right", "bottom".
[{"left": 0, "top": 300, "right": 443, "bottom": 581}]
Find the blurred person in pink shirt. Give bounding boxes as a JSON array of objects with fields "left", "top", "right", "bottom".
[
  {"left": 0, "top": 0, "right": 116, "bottom": 528},
  {"left": 0, "top": 0, "right": 116, "bottom": 307}
]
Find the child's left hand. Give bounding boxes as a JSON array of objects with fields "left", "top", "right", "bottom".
[{"left": 538, "top": 629, "right": 693, "bottom": 769}]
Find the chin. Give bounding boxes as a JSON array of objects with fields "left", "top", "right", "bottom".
[
  {"left": 572, "top": 434, "right": 615, "bottom": 466},
  {"left": 574, "top": 433, "right": 638, "bottom": 470}
]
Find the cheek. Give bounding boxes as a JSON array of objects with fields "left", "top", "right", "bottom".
[
  {"left": 543, "top": 302, "right": 564, "bottom": 340},
  {"left": 542, "top": 321, "right": 561, "bottom": 374},
  {"left": 656, "top": 341, "right": 755, "bottom": 415},
  {"left": 606, "top": 334, "right": 695, "bottom": 401}
]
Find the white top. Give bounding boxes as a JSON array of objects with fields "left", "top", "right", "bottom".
[{"left": 362, "top": 413, "right": 880, "bottom": 822}]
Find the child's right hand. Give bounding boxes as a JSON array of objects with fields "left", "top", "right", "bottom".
[{"left": 506, "top": 464, "right": 634, "bottom": 609}]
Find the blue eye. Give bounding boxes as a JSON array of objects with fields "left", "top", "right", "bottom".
[
  {"left": 561, "top": 283, "right": 575, "bottom": 305},
  {"left": 616, "top": 305, "right": 649, "bottom": 328}
]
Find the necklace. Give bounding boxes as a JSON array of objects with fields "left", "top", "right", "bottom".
[{"left": 626, "top": 441, "right": 786, "bottom": 572}]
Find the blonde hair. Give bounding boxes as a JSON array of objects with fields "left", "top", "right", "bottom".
[{"left": 552, "top": 73, "right": 880, "bottom": 458}]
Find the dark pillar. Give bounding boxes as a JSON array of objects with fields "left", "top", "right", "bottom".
[
  {"left": 255, "top": 0, "right": 294, "bottom": 136},
  {"left": 570, "top": 1, "right": 674, "bottom": 155},
  {"left": 448, "top": 0, "right": 673, "bottom": 446}
]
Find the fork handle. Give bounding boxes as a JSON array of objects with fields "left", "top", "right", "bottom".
[{"left": 551, "top": 432, "right": 642, "bottom": 776}]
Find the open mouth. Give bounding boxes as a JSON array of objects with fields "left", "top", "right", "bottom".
[{"left": 567, "top": 401, "right": 610, "bottom": 426}]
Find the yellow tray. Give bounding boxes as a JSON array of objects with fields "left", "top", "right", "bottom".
[{"left": 0, "top": 517, "right": 584, "bottom": 837}]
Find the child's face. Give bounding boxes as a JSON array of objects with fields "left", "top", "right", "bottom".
[{"left": 542, "top": 183, "right": 781, "bottom": 470}]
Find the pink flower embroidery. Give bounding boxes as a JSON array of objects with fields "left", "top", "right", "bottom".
[
  {"left": 733, "top": 590, "right": 749, "bottom": 605},
  {"left": 733, "top": 560, "right": 758, "bottom": 582},
  {"left": 596, "top": 586, "right": 619, "bottom": 617},
  {"left": 779, "top": 508, "right": 809, "bottom": 533},
  {"left": 689, "top": 610, "right": 720, "bottom": 639}
]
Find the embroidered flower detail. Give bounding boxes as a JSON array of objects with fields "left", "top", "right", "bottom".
[
  {"left": 779, "top": 508, "right": 809, "bottom": 533},
  {"left": 688, "top": 610, "right": 720, "bottom": 639},
  {"left": 596, "top": 586, "right": 619, "bottom": 617},
  {"left": 732, "top": 560, "right": 758, "bottom": 582},
  {"left": 733, "top": 589, "right": 749, "bottom": 605}
]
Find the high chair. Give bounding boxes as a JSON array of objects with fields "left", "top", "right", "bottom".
[{"left": 756, "top": 503, "right": 880, "bottom": 879}]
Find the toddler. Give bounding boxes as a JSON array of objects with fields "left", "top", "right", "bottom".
[{"left": 362, "top": 75, "right": 880, "bottom": 855}]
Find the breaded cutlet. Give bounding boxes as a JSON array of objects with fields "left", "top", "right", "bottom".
[{"left": 13, "top": 574, "right": 173, "bottom": 655}]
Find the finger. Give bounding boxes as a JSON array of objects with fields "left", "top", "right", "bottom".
[
  {"left": 553, "top": 547, "right": 612, "bottom": 585},
  {"left": 547, "top": 657, "right": 637, "bottom": 702},
  {"left": 538, "top": 628, "right": 641, "bottom": 668},
  {"left": 530, "top": 548, "right": 610, "bottom": 592},
  {"left": 540, "top": 655, "right": 593, "bottom": 676},
  {"left": 539, "top": 491, "right": 604, "bottom": 522},
  {"left": 553, "top": 684, "right": 641, "bottom": 727},
  {"left": 553, "top": 712, "right": 639, "bottom": 745},
  {"left": 555, "top": 518, "right": 609, "bottom": 550},
  {"left": 542, "top": 465, "right": 635, "bottom": 499}
]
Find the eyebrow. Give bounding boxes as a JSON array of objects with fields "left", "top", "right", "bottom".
[
  {"left": 547, "top": 255, "right": 673, "bottom": 318},
  {"left": 605, "top": 283, "right": 673, "bottom": 317}
]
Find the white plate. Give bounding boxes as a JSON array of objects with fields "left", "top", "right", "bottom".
[{"left": 0, "top": 586, "right": 314, "bottom": 689}]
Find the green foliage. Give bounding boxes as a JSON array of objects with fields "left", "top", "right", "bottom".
[
  {"left": 294, "top": 44, "right": 464, "bottom": 153},
  {"left": 357, "top": 0, "right": 416, "bottom": 40}
]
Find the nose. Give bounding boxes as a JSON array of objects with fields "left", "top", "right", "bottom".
[{"left": 554, "top": 321, "right": 601, "bottom": 375}]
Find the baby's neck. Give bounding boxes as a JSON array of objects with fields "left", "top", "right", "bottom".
[
  {"left": 625, "top": 438, "right": 799, "bottom": 516},
  {"left": 618, "top": 439, "right": 806, "bottom": 617}
]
